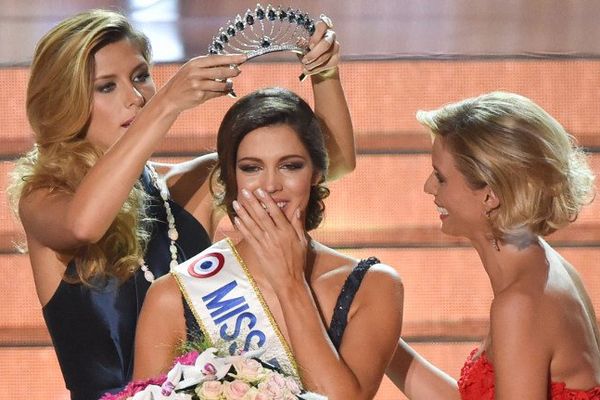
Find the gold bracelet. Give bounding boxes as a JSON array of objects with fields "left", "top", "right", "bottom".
[{"left": 298, "top": 66, "right": 339, "bottom": 82}]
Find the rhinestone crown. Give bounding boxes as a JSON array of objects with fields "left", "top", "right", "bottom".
[{"left": 209, "top": 4, "right": 316, "bottom": 60}]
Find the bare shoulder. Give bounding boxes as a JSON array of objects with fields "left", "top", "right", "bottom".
[
  {"left": 489, "top": 284, "right": 547, "bottom": 354},
  {"left": 144, "top": 273, "right": 184, "bottom": 312},
  {"left": 491, "top": 286, "right": 540, "bottom": 327},
  {"left": 313, "top": 243, "right": 403, "bottom": 293}
]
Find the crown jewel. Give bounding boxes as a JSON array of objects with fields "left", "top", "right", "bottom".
[{"left": 209, "top": 4, "right": 316, "bottom": 60}]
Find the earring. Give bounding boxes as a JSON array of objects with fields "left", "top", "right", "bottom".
[{"left": 485, "top": 209, "right": 501, "bottom": 252}]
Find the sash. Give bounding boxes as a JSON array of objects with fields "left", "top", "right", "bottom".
[{"left": 172, "top": 238, "right": 299, "bottom": 379}]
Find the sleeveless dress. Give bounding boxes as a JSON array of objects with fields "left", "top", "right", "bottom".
[
  {"left": 42, "top": 167, "right": 212, "bottom": 400},
  {"left": 458, "top": 348, "right": 600, "bottom": 399},
  {"left": 183, "top": 256, "right": 380, "bottom": 351}
]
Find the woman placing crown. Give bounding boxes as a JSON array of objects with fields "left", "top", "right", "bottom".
[{"left": 8, "top": 8, "right": 356, "bottom": 400}]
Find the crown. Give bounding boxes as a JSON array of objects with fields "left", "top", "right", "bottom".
[{"left": 208, "top": 4, "right": 316, "bottom": 60}]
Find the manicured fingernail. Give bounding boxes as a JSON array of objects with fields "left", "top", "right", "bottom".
[
  {"left": 255, "top": 188, "right": 266, "bottom": 198},
  {"left": 232, "top": 200, "right": 240, "bottom": 210},
  {"left": 296, "top": 209, "right": 301, "bottom": 219},
  {"left": 234, "top": 216, "right": 241, "bottom": 225},
  {"left": 241, "top": 189, "right": 251, "bottom": 198}
]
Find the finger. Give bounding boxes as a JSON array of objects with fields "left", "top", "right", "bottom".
[
  {"left": 233, "top": 215, "right": 264, "bottom": 253},
  {"left": 303, "top": 30, "right": 336, "bottom": 65},
  {"left": 291, "top": 207, "right": 305, "bottom": 241},
  {"left": 194, "top": 65, "right": 242, "bottom": 81},
  {"left": 308, "top": 20, "right": 328, "bottom": 49},
  {"left": 239, "top": 189, "right": 277, "bottom": 232},
  {"left": 189, "top": 53, "right": 247, "bottom": 68},
  {"left": 254, "top": 188, "right": 290, "bottom": 228},
  {"left": 303, "top": 50, "right": 337, "bottom": 72},
  {"left": 188, "top": 78, "right": 234, "bottom": 93},
  {"left": 232, "top": 200, "right": 267, "bottom": 242}
]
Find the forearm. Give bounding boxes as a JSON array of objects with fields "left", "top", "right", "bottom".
[
  {"left": 67, "top": 93, "right": 180, "bottom": 242},
  {"left": 311, "top": 69, "right": 356, "bottom": 180},
  {"left": 276, "top": 281, "right": 369, "bottom": 399},
  {"left": 386, "top": 339, "right": 459, "bottom": 400}
]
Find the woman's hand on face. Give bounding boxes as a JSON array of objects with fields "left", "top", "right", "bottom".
[
  {"left": 300, "top": 19, "right": 340, "bottom": 76},
  {"left": 157, "top": 53, "right": 246, "bottom": 114},
  {"left": 232, "top": 188, "right": 308, "bottom": 287}
]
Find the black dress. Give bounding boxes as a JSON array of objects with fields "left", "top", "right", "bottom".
[{"left": 42, "top": 167, "right": 211, "bottom": 400}]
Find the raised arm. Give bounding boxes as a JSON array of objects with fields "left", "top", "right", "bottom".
[
  {"left": 303, "top": 20, "right": 356, "bottom": 181},
  {"left": 19, "top": 54, "right": 245, "bottom": 252},
  {"left": 233, "top": 190, "right": 403, "bottom": 399},
  {"left": 283, "top": 263, "right": 404, "bottom": 399}
]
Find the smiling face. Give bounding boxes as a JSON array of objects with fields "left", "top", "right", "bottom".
[
  {"left": 235, "top": 124, "right": 319, "bottom": 223},
  {"left": 86, "top": 38, "right": 156, "bottom": 150},
  {"left": 424, "top": 136, "right": 490, "bottom": 239}
]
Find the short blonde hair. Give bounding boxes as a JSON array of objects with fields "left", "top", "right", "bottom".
[{"left": 417, "top": 91, "right": 595, "bottom": 240}]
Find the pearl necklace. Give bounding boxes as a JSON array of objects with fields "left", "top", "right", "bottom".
[{"left": 139, "top": 164, "right": 179, "bottom": 283}]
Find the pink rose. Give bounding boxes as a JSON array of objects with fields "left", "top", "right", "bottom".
[
  {"left": 195, "top": 380, "right": 223, "bottom": 400},
  {"left": 284, "top": 377, "right": 301, "bottom": 395},
  {"left": 257, "top": 372, "right": 289, "bottom": 399},
  {"left": 223, "top": 379, "right": 252, "bottom": 400},
  {"left": 250, "top": 390, "right": 271, "bottom": 400},
  {"left": 233, "top": 358, "right": 265, "bottom": 383}
]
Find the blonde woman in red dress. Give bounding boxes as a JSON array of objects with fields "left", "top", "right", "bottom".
[{"left": 386, "top": 91, "right": 600, "bottom": 400}]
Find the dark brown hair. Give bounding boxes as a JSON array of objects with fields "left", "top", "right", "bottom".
[{"left": 211, "top": 87, "right": 329, "bottom": 231}]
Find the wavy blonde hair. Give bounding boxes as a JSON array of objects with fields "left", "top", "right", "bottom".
[{"left": 7, "top": 9, "right": 153, "bottom": 284}]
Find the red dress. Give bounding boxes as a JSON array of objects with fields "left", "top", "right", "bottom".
[{"left": 458, "top": 348, "right": 600, "bottom": 400}]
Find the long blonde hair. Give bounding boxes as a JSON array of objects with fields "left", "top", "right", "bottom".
[{"left": 7, "top": 9, "right": 153, "bottom": 284}]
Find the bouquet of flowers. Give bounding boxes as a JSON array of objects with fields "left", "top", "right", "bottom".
[{"left": 100, "top": 346, "right": 326, "bottom": 400}]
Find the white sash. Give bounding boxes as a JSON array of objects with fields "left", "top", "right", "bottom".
[{"left": 172, "top": 238, "right": 299, "bottom": 379}]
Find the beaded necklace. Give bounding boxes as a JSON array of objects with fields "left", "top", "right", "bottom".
[{"left": 139, "top": 164, "right": 179, "bottom": 283}]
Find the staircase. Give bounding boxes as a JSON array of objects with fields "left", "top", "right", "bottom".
[{"left": 1, "top": 60, "right": 599, "bottom": 399}]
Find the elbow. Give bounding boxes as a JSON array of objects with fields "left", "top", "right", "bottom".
[
  {"left": 69, "top": 217, "right": 105, "bottom": 244},
  {"left": 327, "top": 157, "right": 356, "bottom": 182}
]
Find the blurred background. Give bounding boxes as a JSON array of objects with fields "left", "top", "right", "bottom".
[{"left": 1, "top": 1, "right": 599, "bottom": 398}]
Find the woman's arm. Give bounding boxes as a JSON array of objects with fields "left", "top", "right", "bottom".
[
  {"left": 280, "top": 264, "right": 403, "bottom": 399},
  {"left": 491, "top": 290, "right": 550, "bottom": 400},
  {"left": 19, "top": 54, "right": 245, "bottom": 252},
  {"left": 133, "top": 274, "right": 188, "bottom": 379},
  {"left": 386, "top": 339, "right": 460, "bottom": 400},
  {"left": 233, "top": 190, "right": 403, "bottom": 399},
  {"left": 304, "top": 21, "right": 356, "bottom": 181},
  {"left": 151, "top": 153, "right": 220, "bottom": 237}
]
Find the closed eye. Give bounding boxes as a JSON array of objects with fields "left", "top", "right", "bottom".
[
  {"left": 434, "top": 171, "right": 445, "bottom": 183},
  {"left": 238, "top": 164, "right": 261, "bottom": 173}
]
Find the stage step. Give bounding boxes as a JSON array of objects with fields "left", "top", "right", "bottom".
[
  {"left": 1, "top": 60, "right": 600, "bottom": 159},
  {"left": 3, "top": 246, "right": 599, "bottom": 346}
]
